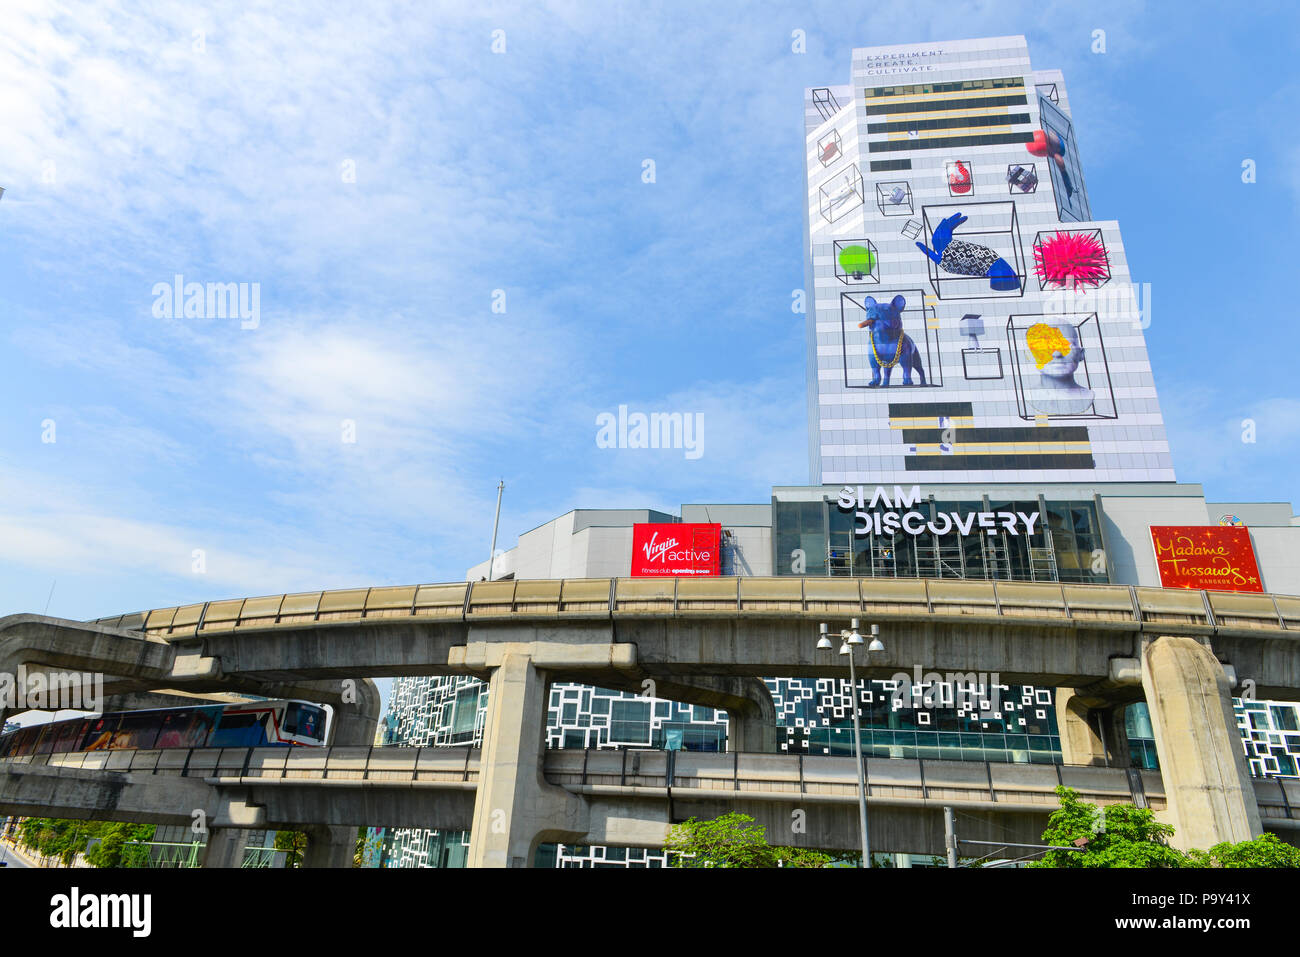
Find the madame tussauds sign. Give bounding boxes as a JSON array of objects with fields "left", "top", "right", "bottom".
[{"left": 837, "top": 485, "right": 1041, "bottom": 538}]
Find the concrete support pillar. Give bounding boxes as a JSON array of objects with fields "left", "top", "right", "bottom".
[
  {"left": 1107, "top": 702, "right": 1131, "bottom": 766},
  {"left": 1056, "top": 688, "right": 1108, "bottom": 767},
  {"left": 725, "top": 678, "right": 778, "bottom": 753},
  {"left": 202, "top": 828, "right": 251, "bottom": 868},
  {"left": 1140, "top": 635, "right": 1261, "bottom": 850},
  {"left": 1056, "top": 690, "right": 1130, "bottom": 767},
  {"left": 303, "top": 825, "right": 356, "bottom": 868},
  {"left": 467, "top": 652, "right": 588, "bottom": 868}
]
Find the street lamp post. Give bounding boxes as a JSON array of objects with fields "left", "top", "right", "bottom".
[{"left": 818, "top": 619, "right": 883, "bottom": 869}]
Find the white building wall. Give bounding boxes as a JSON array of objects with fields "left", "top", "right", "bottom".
[
  {"left": 1095, "top": 492, "right": 1210, "bottom": 587},
  {"left": 1248, "top": 527, "right": 1300, "bottom": 596}
]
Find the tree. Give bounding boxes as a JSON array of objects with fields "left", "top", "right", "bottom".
[
  {"left": 1185, "top": 833, "right": 1300, "bottom": 868},
  {"left": 16, "top": 818, "right": 154, "bottom": 867},
  {"left": 1032, "top": 787, "right": 1300, "bottom": 869},
  {"left": 275, "top": 830, "right": 308, "bottom": 868},
  {"left": 1030, "top": 786, "right": 1186, "bottom": 868},
  {"left": 84, "top": 823, "right": 155, "bottom": 867},
  {"left": 664, "top": 812, "right": 835, "bottom": 868}
]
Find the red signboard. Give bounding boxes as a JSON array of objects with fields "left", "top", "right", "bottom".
[
  {"left": 1149, "top": 526, "right": 1263, "bottom": 593},
  {"left": 630, "top": 523, "right": 721, "bottom": 577}
]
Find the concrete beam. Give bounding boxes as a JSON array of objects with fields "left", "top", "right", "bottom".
[
  {"left": 0, "top": 616, "right": 174, "bottom": 702},
  {"left": 13, "top": 608, "right": 1300, "bottom": 699},
  {"left": 126, "top": 615, "right": 1136, "bottom": 688},
  {"left": 0, "top": 763, "right": 214, "bottom": 826}
]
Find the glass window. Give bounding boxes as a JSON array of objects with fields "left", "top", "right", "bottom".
[
  {"left": 1271, "top": 706, "right": 1299, "bottom": 732},
  {"left": 453, "top": 687, "right": 479, "bottom": 735}
]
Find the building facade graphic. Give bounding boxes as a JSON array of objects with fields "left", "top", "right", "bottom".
[{"left": 802, "top": 37, "right": 1172, "bottom": 487}]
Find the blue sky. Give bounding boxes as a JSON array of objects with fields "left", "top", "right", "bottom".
[{"left": 2, "top": 0, "right": 1299, "bottom": 630}]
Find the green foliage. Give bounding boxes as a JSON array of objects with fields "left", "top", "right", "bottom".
[
  {"left": 1032, "top": 787, "right": 1300, "bottom": 868},
  {"left": 664, "top": 812, "right": 835, "bottom": 868},
  {"left": 1031, "top": 786, "right": 1184, "bottom": 868},
  {"left": 275, "top": 829, "right": 308, "bottom": 868},
  {"left": 17, "top": 818, "right": 154, "bottom": 867},
  {"left": 84, "top": 823, "right": 156, "bottom": 868},
  {"left": 1185, "top": 833, "right": 1300, "bottom": 868}
]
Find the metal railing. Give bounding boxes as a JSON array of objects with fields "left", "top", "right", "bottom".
[
  {"left": 5, "top": 744, "right": 481, "bottom": 784},
  {"left": 5, "top": 745, "right": 1295, "bottom": 819}
]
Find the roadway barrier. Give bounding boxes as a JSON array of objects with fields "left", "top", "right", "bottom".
[{"left": 86, "top": 577, "right": 1300, "bottom": 640}]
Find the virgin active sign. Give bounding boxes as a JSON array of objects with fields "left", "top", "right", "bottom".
[{"left": 837, "top": 485, "right": 1042, "bottom": 538}]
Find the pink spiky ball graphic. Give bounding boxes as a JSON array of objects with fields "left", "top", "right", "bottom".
[{"left": 1033, "top": 231, "right": 1109, "bottom": 290}]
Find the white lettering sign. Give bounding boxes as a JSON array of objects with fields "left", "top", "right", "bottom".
[{"left": 836, "top": 486, "right": 1041, "bottom": 538}]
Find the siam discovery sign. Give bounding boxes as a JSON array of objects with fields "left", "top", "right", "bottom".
[
  {"left": 837, "top": 485, "right": 1041, "bottom": 538},
  {"left": 1149, "top": 526, "right": 1263, "bottom": 593},
  {"left": 631, "top": 523, "right": 721, "bottom": 577}
]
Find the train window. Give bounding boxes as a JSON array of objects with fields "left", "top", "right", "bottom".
[
  {"left": 11, "top": 728, "right": 37, "bottom": 757},
  {"left": 81, "top": 714, "right": 123, "bottom": 752},
  {"left": 210, "top": 711, "right": 271, "bottom": 748},
  {"left": 156, "top": 708, "right": 219, "bottom": 749},
  {"left": 34, "top": 724, "right": 57, "bottom": 755},
  {"left": 52, "top": 721, "right": 83, "bottom": 754},
  {"left": 115, "top": 713, "right": 162, "bottom": 750},
  {"left": 284, "top": 703, "right": 325, "bottom": 741}
]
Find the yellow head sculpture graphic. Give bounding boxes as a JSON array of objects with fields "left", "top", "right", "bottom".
[{"left": 1026, "top": 323, "right": 1071, "bottom": 370}]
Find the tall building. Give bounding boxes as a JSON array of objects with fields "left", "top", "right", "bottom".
[
  {"left": 802, "top": 37, "right": 1171, "bottom": 486},
  {"left": 374, "top": 36, "right": 1300, "bottom": 867}
]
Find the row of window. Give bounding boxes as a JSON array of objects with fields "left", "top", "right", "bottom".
[
  {"left": 864, "top": 94, "right": 1029, "bottom": 118},
  {"left": 865, "top": 77, "right": 1025, "bottom": 98},
  {"left": 869, "top": 130, "right": 1034, "bottom": 153},
  {"left": 867, "top": 112, "right": 1031, "bottom": 135}
]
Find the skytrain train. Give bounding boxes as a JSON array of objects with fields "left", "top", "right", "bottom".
[{"left": 0, "top": 699, "right": 328, "bottom": 759}]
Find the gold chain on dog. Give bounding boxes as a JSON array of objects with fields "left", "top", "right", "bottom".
[{"left": 869, "top": 328, "right": 904, "bottom": 369}]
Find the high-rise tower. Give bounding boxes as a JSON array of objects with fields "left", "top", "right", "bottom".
[{"left": 803, "top": 36, "right": 1173, "bottom": 486}]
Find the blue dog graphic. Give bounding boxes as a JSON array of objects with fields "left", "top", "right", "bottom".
[
  {"left": 857, "top": 294, "right": 926, "bottom": 387},
  {"left": 916, "top": 212, "right": 1020, "bottom": 291}
]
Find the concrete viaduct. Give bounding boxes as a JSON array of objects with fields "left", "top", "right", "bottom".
[{"left": 2, "top": 576, "right": 1298, "bottom": 866}]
